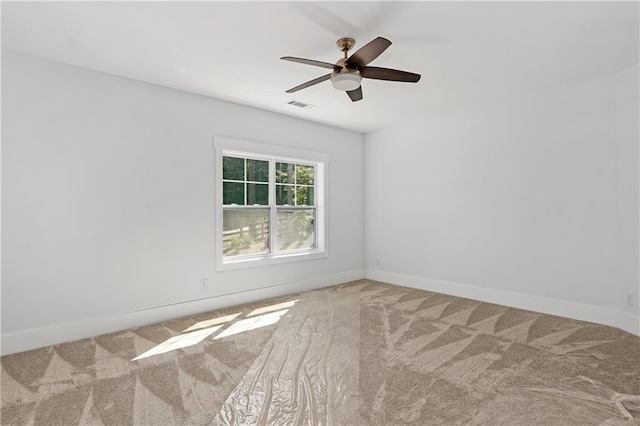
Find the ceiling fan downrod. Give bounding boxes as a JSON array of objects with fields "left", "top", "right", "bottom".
[{"left": 336, "top": 37, "right": 355, "bottom": 58}]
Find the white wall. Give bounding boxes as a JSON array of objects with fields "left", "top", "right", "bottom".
[
  {"left": 2, "top": 49, "right": 637, "bottom": 356},
  {"left": 1, "top": 51, "right": 365, "bottom": 354},
  {"left": 365, "top": 65, "right": 639, "bottom": 335},
  {"left": 613, "top": 65, "right": 640, "bottom": 328}
]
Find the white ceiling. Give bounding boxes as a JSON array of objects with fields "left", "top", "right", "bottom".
[{"left": 2, "top": 1, "right": 638, "bottom": 133}]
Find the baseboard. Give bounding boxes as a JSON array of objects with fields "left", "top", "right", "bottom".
[
  {"left": 366, "top": 269, "right": 640, "bottom": 337},
  {"left": 1, "top": 269, "right": 366, "bottom": 356},
  {"left": 616, "top": 310, "right": 640, "bottom": 336}
]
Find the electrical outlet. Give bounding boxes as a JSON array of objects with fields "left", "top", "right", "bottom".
[
  {"left": 376, "top": 259, "right": 380, "bottom": 266},
  {"left": 201, "top": 279, "right": 208, "bottom": 290},
  {"left": 627, "top": 292, "right": 634, "bottom": 306}
]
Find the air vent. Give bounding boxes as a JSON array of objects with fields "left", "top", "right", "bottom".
[{"left": 287, "top": 100, "right": 314, "bottom": 109}]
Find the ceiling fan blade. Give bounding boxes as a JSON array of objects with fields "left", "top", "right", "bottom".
[
  {"left": 281, "top": 56, "right": 340, "bottom": 70},
  {"left": 361, "top": 66, "right": 421, "bottom": 83},
  {"left": 346, "top": 36, "right": 391, "bottom": 69},
  {"left": 346, "top": 86, "right": 363, "bottom": 102},
  {"left": 285, "top": 74, "right": 332, "bottom": 93}
]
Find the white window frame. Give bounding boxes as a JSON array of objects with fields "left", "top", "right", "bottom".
[{"left": 214, "top": 136, "right": 329, "bottom": 271}]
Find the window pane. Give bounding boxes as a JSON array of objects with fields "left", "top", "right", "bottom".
[
  {"left": 223, "top": 209, "right": 270, "bottom": 257},
  {"left": 223, "top": 156, "right": 244, "bottom": 181},
  {"left": 246, "top": 159, "right": 268, "bottom": 182},
  {"left": 223, "top": 182, "right": 244, "bottom": 205},
  {"left": 295, "top": 186, "right": 315, "bottom": 206},
  {"left": 276, "top": 185, "right": 295, "bottom": 205},
  {"left": 277, "top": 208, "right": 315, "bottom": 251},
  {"left": 295, "top": 165, "right": 314, "bottom": 185},
  {"left": 247, "top": 183, "right": 268, "bottom": 205},
  {"left": 276, "top": 162, "right": 295, "bottom": 184}
]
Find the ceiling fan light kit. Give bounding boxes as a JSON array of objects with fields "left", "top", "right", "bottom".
[
  {"left": 281, "top": 36, "right": 421, "bottom": 102},
  {"left": 331, "top": 72, "right": 362, "bottom": 91}
]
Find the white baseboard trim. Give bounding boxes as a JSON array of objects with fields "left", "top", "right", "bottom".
[
  {"left": 616, "top": 310, "right": 640, "bottom": 336},
  {"left": 366, "top": 269, "right": 640, "bottom": 337},
  {"left": 1, "top": 269, "right": 365, "bottom": 356}
]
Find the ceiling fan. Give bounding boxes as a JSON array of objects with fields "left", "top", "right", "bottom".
[{"left": 281, "top": 36, "right": 421, "bottom": 102}]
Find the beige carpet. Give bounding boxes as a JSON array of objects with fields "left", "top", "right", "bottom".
[{"left": 1, "top": 280, "right": 639, "bottom": 425}]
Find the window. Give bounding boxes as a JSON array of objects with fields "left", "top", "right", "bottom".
[{"left": 215, "top": 137, "right": 328, "bottom": 270}]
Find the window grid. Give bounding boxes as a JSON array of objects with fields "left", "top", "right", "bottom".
[
  {"left": 222, "top": 154, "right": 317, "bottom": 260},
  {"left": 223, "top": 157, "right": 270, "bottom": 206}
]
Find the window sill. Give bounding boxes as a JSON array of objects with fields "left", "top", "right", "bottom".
[{"left": 216, "top": 250, "right": 328, "bottom": 272}]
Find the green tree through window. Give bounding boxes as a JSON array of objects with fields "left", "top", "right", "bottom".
[{"left": 222, "top": 156, "right": 317, "bottom": 258}]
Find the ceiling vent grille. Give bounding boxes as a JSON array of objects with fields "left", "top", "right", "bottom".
[{"left": 287, "top": 100, "right": 313, "bottom": 109}]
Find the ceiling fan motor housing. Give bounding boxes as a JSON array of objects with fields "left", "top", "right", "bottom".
[{"left": 331, "top": 57, "right": 362, "bottom": 91}]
